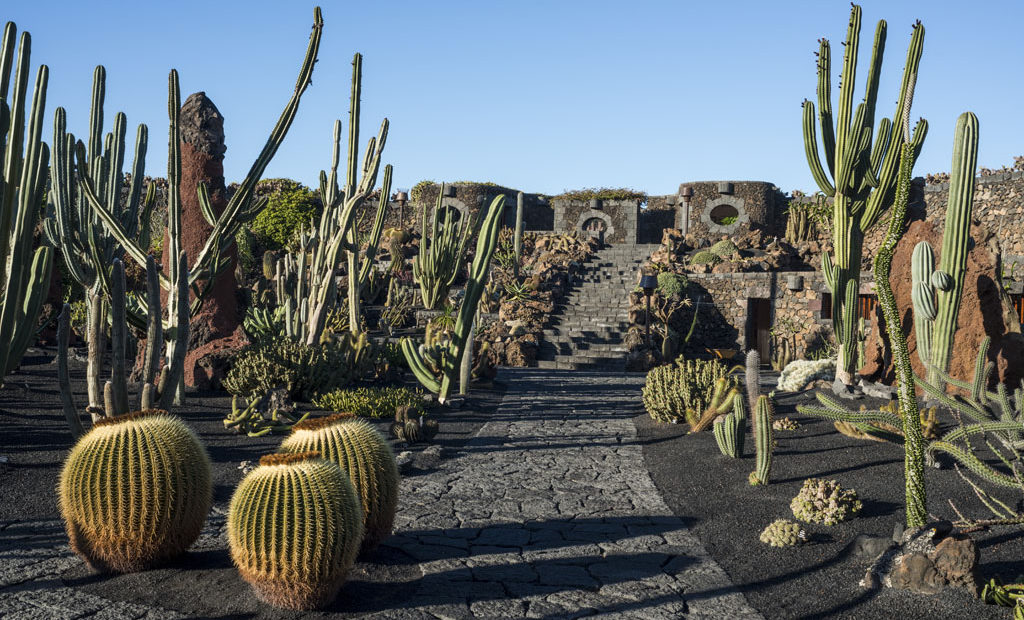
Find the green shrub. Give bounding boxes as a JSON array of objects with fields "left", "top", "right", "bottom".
[
  {"left": 709, "top": 239, "right": 739, "bottom": 257},
  {"left": 251, "top": 179, "right": 318, "bottom": 250},
  {"left": 312, "top": 386, "right": 426, "bottom": 418},
  {"left": 223, "top": 335, "right": 370, "bottom": 401},
  {"left": 642, "top": 358, "right": 736, "bottom": 424},
  {"left": 656, "top": 272, "right": 688, "bottom": 298},
  {"left": 689, "top": 251, "right": 722, "bottom": 266}
]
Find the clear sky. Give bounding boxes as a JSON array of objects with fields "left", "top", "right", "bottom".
[{"left": 6, "top": 0, "right": 1022, "bottom": 197}]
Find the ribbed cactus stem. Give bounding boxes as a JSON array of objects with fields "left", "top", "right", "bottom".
[
  {"left": 911, "top": 241, "right": 936, "bottom": 366},
  {"left": 745, "top": 349, "right": 760, "bottom": 422},
  {"left": 928, "top": 112, "right": 979, "bottom": 384},
  {"left": 713, "top": 393, "right": 746, "bottom": 458},
  {"left": 141, "top": 255, "right": 163, "bottom": 405},
  {"left": 109, "top": 259, "right": 129, "bottom": 416},
  {"left": 514, "top": 191, "right": 524, "bottom": 278},
  {"left": 159, "top": 251, "right": 189, "bottom": 410},
  {"left": 57, "top": 303, "right": 84, "bottom": 438},
  {"left": 750, "top": 395, "right": 774, "bottom": 485}
]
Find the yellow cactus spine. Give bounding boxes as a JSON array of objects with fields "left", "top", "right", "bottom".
[
  {"left": 227, "top": 451, "right": 364, "bottom": 610},
  {"left": 280, "top": 413, "right": 400, "bottom": 554},
  {"left": 58, "top": 409, "right": 212, "bottom": 572}
]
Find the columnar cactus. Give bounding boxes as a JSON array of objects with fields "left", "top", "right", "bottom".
[
  {"left": 802, "top": 4, "right": 926, "bottom": 387},
  {"left": 0, "top": 22, "right": 54, "bottom": 384},
  {"left": 910, "top": 113, "right": 979, "bottom": 384},
  {"left": 413, "top": 183, "right": 476, "bottom": 310},
  {"left": 280, "top": 413, "right": 399, "bottom": 554},
  {"left": 513, "top": 191, "right": 524, "bottom": 278},
  {"left": 713, "top": 393, "right": 746, "bottom": 458},
  {"left": 749, "top": 395, "right": 774, "bottom": 485},
  {"left": 228, "top": 451, "right": 363, "bottom": 610},
  {"left": 58, "top": 410, "right": 212, "bottom": 572},
  {"left": 403, "top": 195, "right": 506, "bottom": 404},
  {"left": 745, "top": 349, "right": 760, "bottom": 420}
]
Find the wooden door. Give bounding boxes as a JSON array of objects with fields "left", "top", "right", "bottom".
[{"left": 746, "top": 298, "right": 771, "bottom": 362}]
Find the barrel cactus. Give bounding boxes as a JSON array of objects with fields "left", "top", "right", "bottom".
[
  {"left": 227, "top": 452, "right": 364, "bottom": 610},
  {"left": 58, "top": 409, "right": 212, "bottom": 572},
  {"left": 280, "top": 413, "right": 399, "bottom": 553},
  {"left": 759, "top": 519, "right": 806, "bottom": 547}
]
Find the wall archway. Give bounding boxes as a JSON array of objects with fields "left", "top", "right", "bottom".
[{"left": 574, "top": 209, "right": 615, "bottom": 239}]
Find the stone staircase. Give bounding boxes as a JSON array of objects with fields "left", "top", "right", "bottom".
[{"left": 537, "top": 243, "right": 660, "bottom": 370}]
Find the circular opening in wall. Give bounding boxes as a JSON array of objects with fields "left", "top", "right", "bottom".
[
  {"left": 437, "top": 205, "right": 462, "bottom": 227},
  {"left": 709, "top": 203, "right": 739, "bottom": 226},
  {"left": 582, "top": 217, "right": 608, "bottom": 234}
]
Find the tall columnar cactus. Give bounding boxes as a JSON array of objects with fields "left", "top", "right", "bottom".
[
  {"left": 413, "top": 183, "right": 476, "bottom": 310},
  {"left": 745, "top": 349, "right": 760, "bottom": 418},
  {"left": 45, "top": 66, "right": 154, "bottom": 415},
  {"left": 802, "top": 4, "right": 926, "bottom": 387},
  {"left": 227, "top": 452, "right": 363, "bottom": 610},
  {"left": 280, "top": 414, "right": 399, "bottom": 554},
  {"left": 910, "top": 113, "right": 979, "bottom": 385},
  {"left": 749, "top": 395, "right": 774, "bottom": 485},
  {"left": 279, "top": 53, "right": 390, "bottom": 345},
  {"left": 513, "top": 191, "right": 524, "bottom": 278},
  {"left": 77, "top": 8, "right": 324, "bottom": 403},
  {"left": 0, "top": 22, "right": 54, "bottom": 384},
  {"left": 58, "top": 409, "right": 212, "bottom": 572},
  {"left": 403, "top": 195, "right": 505, "bottom": 404},
  {"left": 713, "top": 393, "right": 747, "bottom": 458}
]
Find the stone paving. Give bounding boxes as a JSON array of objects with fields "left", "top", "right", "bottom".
[{"left": 0, "top": 368, "right": 761, "bottom": 619}]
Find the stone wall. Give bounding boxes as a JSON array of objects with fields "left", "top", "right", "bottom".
[
  {"left": 412, "top": 183, "right": 553, "bottom": 232},
  {"left": 552, "top": 198, "right": 640, "bottom": 244},
  {"left": 676, "top": 181, "right": 781, "bottom": 240}
]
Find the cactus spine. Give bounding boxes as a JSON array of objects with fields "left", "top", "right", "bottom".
[
  {"left": 58, "top": 410, "right": 212, "bottom": 572},
  {"left": 0, "top": 22, "right": 54, "bottom": 383},
  {"left": 280, "top": 414, "right": 399, "bottom": 554},
  {"left": 911, "top": 113, "right": 979, "bottom": 384},
  {"left": 413, "top": 183, "right": 476, "bottom": 310},
  {"left": 713, "top": 393, "right": 747, "bottom": 458},
  {"left": 513, "top": 191, "right": 524, "bottom": 278},
  {"left": 749, "top": 395, "right": 774, "bottom": 485},
  {"left": 802, "top": 5, "right": 926, "bottom": 387},
  {"left": 228, "top": 451, "right": 363, "bottom": 610},
  {"left": 403, "top": 195, "right": 506, "bottom": 404}
]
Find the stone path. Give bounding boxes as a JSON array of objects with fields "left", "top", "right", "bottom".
[{"left": 0, "top": 368, "right": 761, "bottom": 618}]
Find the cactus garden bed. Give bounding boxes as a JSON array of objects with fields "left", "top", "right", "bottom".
[
  {"left": 0, "top": 349, "right": 505, "bottom": 617},
  {"left": 635, "top": 379, "right": 1023, "bottom": 619}
]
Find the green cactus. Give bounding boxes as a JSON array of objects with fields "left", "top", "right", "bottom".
[
  {"left": 642, "top": 358, "right": 736, "bottom": 424},
  {"left": 280, "top": 413, "right": 399, "bottom": 554},
  {"left": 790, "top": 478, "right": 862, "bottom": 525},
  {"left": 689, "top": 250, "right": 721, "bottom": 266},
  {"left": 0, "top": 22, "right": 54, "bottom": 384},
  {"left": 708, "top": 239, "right": 739, "bottom": 258},
  {"left": 745, "top": 349, "right": 760, "bottom": 416},
  {"left": 402, "top": 195, "right": 506, "bottom": 404},
  {"left": 513, "top": 191, "right": 524, "bottom": 278},
  {"left": 713, "top": 393, "right": 747, "bottom": 458},
  {"left": 227, "top": 451, "right": 363, "bottom": 610},
  {"left": 690, "top": 377, "right": 741, "bottom": 432},
  {"left": 749, "top": 395, "right": 774, "bottom": 485},
  {"left": 759, "top": 519, "right": 806, "bottom": 547},
  {"left": 414, "top": 183, "right": 476, "bottom": 310},
  {"left": 802, "top": 5, "right": 926, "bottom": 387},
  {"left": 58, "top": 409, "right": 212, "bottom": 573},
  {"left": 910, "top": 113, "right": 979, "bottom": 384}
]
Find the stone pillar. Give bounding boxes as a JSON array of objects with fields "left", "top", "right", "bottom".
[{"left": 677, "top": 202, "right": 690, "bottom": 236}]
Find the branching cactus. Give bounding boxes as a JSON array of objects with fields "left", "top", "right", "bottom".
[
  {"left": 403, "top": 195, "right": 506, "bottom": 404},
  {"left": 228, "top": 452, "right": 363, "bottom": 610},
  {"left": 713, "top": 393, "right": 747, "bottom": 458},
  {"left": 413, "top": 183, "right": 477, "bottom": 310},
  {"left": 280, "top": 414, "right": 399, "bottom": 555},
  {"left": 0, "top": 22, "right": 54, "bottom": 384},
  {"left": 910, "top": 113, "right": 979, "bottom": 384},
  {"left": 749, "top": 395, "right": 774, "bottom": 485},
  {"left": 802, "top": 4, "right": 926, "bottom": 387},
  {"left": 58, "top": 410, "right": 212, "bottom": 573}
]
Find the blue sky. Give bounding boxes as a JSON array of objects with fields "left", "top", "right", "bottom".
[{"left": 6, "top": 1, "right": 1022, "bottom": 196}]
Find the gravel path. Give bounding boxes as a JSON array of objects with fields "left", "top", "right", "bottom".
[{"left": 0, "top": 368, "right": 761, "bottom": 618}]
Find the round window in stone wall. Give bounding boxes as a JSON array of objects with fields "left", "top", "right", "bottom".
[
  {"left": 437, "top": 205, "right": 462, "bottom": 227},
  {"left": 582, "top": 217, "right": 607, "bottom": 234},
  {"left": 709, "top": 203, "right": 740, "bottom": 226}
]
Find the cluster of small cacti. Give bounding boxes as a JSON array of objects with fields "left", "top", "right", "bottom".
[
  {"left": 642, "top": 358, "right": 736, "bottom": 424},
  {"left": 749, "top": 395, "right": 774, "bottom": 485},
  {"left": 708, "top": 239, "right": 739, "bottom": 258},
  {"left": 759, "top": 519, "right": 806, "bottom": 547},
  {"left": 312, "top": 385, "right": 426, "bottom": 418},
  {"left": 712, "top": 394, "right": 747, "bottom": 458},
  {"left": 223, "top": 395, "right": 311, "bottom": 437},
  {"left": 390, "top": 405, "right": 439, "bottom": 444},
  {"left": 776, "top": 358, "right": 835, "bottom": 392},
  {"left": 772, "top": 417, "right": 800, "bottom": 431},
  {"left": 689, "top": 250, "right": 722, "bottom": 266},
  {"left": 981, "top": 578, "right": 1024, "bottom": 611},
  {"left": 790, "top": 478, "right": 862, "bottom": 525},
  {"left": 690, "top": 377, "right": 742, "bottom": 432}
]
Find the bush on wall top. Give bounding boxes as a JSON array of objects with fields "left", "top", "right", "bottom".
[
  {"left": 551, "top": 187, "right": 648, "bottom": 203},
  {"left": 251, "top": 178, "right": 319, "bottom": 250}
]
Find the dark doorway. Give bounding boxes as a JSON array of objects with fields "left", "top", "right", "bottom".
[{"left": 746, "top": 298, "right": 771, "bottom": 362}]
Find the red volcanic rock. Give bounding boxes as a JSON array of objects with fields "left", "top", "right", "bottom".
[{"left": 184, "top": 327, "right": 250, "bottom": 392}]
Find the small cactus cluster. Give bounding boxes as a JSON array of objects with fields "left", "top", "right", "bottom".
[
  {"left": 58, "top": 410, "right": 212, "bottom": 572},
  {"left": 689, "top": 250, "right": 722, "bottom": 266},
  {"left": 280, "top": 413, "right": 400, "bottom": 554},
  {"left": 790, "top": 478, "right": 862, "bottom": 525},
  {"left": 391, "top": 405, "right": 438, "bottom": 444},
  {"left": 712, "top": 393, "right": 746, "bottom": 458},
  {"left": 708, "top": 239, "right": 739, "bottom": 258},
  {"left": 772, "top": 417, "right": 800, "bottom": 431},
  {"left": 759, "top": 519, "right": 806, "bottom": 547}
]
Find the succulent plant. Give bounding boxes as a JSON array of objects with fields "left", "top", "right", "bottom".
[
  {"left": 227, "top": 451, "right": 364, "bottom": 610},
  {"left": 759, "top": 519, "right": 806, "bottom": 547},
  {"left": 58, "top": 410, "right": 212, "bottom": 572},
  {"left": 280, "top": 413, "right": 399, "bottom": 554},
  {"left": 689, "top": 250, "right": 722, "bottom": 266},
  {"left": 772, "top": 417, "right": 800, "bottom": 431},
  {"left": 776, "top": 358, "right": 836, "bottom": 392},
  {"left": 708, "top": 239, "right": 739, "bottom": 258},
  {"left": 790, "top": 478, "right": 862, "bottom": 525},
  {"left": 642, "top": 358, "right": 736, "bottom": 424},
  {"left": 391, "top": 405, "right": 438, "bottom": 444}
]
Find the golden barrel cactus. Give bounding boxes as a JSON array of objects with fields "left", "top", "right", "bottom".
[
  {"left": 58, "top": 409, "right": 212, "bottom": 572},
  {"left": 280, "top": 413, "right": 399, "bottom": 554},
  {"left": 227, "top": 451, "right": 364, "bottom": 610}
]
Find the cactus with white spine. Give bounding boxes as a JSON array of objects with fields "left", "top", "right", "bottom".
[
  {"left": 0, "top": 22, "right": 54, "bottom": 384},
  {"left": 802, "top": 5, "right": 926, "bottom": 388}
]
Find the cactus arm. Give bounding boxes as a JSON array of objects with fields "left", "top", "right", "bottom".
[
  {"left": 141, "top": 254, "right": 164, "bottom": 391},
  {"left": 56, "top": 304, "right": 84, "bottom": 439},
  {"left": 158, "top": 251, "right": 189, "bottom": 410},
  {"left": 815, "top": 38, "right": 836, "bottom": 178},
  {"left": 109, "top": 259, "right": 129, "bottom": 416},
  {"left": 801, "top": 101, "right": 835, "bottom": 196},
  {"left": 400, "top": 336, "right": 441, "bottom": 394},
  {"left": 5, "top": 245, "right": 52, "bottom": 374},
  {"left": 927, "top": 440, "right": 1022, "bottom": 489}
]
